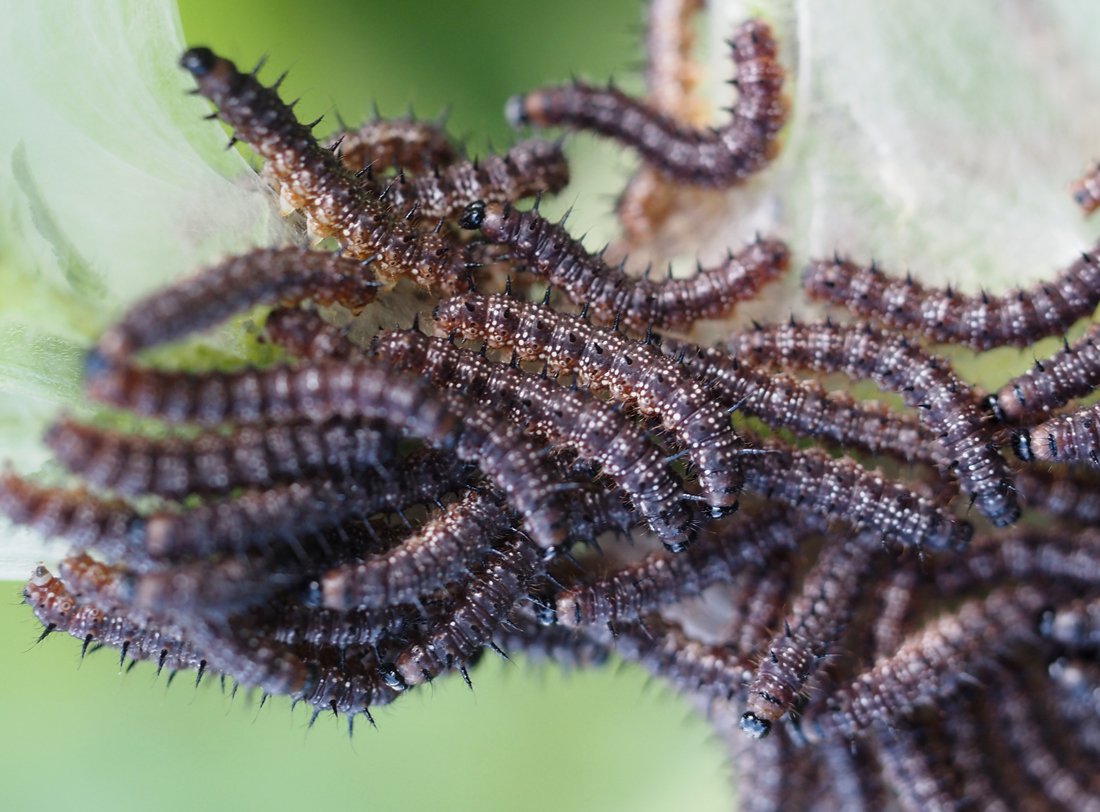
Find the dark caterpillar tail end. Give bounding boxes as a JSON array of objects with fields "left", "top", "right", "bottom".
[
  {"left": 180, "top": 47, "right": 217, "bottom": 78},
  {"left": 504, "top": 95, "right": 529, "bottom": 128},
  {"left": 739, "top": 712, "right": 772, "bottom": 739},
  {"left": 1012, "top": 430, "right": 1033, "bottom": 461}
]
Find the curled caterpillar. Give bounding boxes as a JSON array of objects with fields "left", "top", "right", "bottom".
[
  {"left": 180, "top": 48, "right": 474, "bottom": 291},
  {"left": 506, "top": 19, "right": 786, "bottom": 186},
  {"left": 459, "top": 200, "right": 788, "bottom": 330},
  {"left": 95, "top": 248, "right": 381, "bottom": 362},
  {"left": 432, "top": 292, "right": 748, "bottom": 515},
  {"left": 371, "top": 328, "right": 692, "bottom": 546},
  {"left": 990, "top": 323, "right": 1100, "bottom": 423},
  {"left": 727, "top": 321, "right": 1018, "bottom": 526},
  {"left": 802, "top": 250, "right": 1100, "bottom": 351}
]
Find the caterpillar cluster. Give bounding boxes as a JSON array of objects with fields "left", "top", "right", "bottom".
[{"left": 6, "top": 6, "right": 1100, "bottom": 811}]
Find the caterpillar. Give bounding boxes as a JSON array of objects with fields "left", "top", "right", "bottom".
[
  {"left": 262, "top": 307, "right": 362, "bottom": 361},
  {"left": 367, "top": 140, "right": 570, "bottom": 222},
  {"left": 95, "top": 248, "right": 381, "bottom": 362},
  {"left": 180, "top": 48, "right": 475, "bottom": 291},
  {"left": 83, "top": 358, "right": 568, "bottom": 548},
  {"left": 872, "top": 722, "right": 963, "bottom": 812},
  {"left": 432, "top": 292, "right": 748, "bottom": 515},
  {"left": 740, "top": 533, "right": 886, "bottom": 738},
  {"left": 331, "top": 115, "right": 461, "bottom": 177},
  {"left": 506, "top": 19, "right": 786, "bottom": 187},
  {"left": 390, "top": 534, "right": 542, "bottom": 687},
  {"left": 554, "top": 509, "right": 803, "bottom": 628},
  {"left": 727, "top": 321, "right": 1019, "bottom": 526},
  {"left": 459, "top": 200, "right": 788, "bottom": 331},
  {"left": 802, "top": 250, "right": 1100, "bottom": 351},
  {"left": 370, "top": 328, "right": 692, "bottom": 546},
  {"left": 1013, "top": 398, "right": 1100, "bottom": 467},
  {"left": 742, "top": 441, "right": 971, "bottom": 551},
  {"left": 24, "top": 565, "right": 204, "bottom": 674},
  {"left": 0, "top": 473, "right": 148, "bottom": 569},
  {"left": 1071, "top": 161, "right": 1100, "bottom": 216},
  {"left": 809, "top": 585, "right": 1047, "bottom": 740},
  {"left": 665, "top": 338, "right": 942, "bottom": 465},
  {"left": 1014, "top": 466, "right": 1100, "bottom": 526},
  {"left": 1041, "top": 597, "right": 1100, "bottom": 651},
  {"left": 45, "top": 416, "right": 395, "bottom": 499},
  {"left": 870, "top": 567, "right": 922, "bottom": 659},
  {"left": 989, "top": 323, "right": 1100, "bottom": 423},
  {"left": 320, "top": 489, "right": 510, "bottom": 611}
]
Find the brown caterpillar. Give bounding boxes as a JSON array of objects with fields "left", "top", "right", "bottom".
[
  {"left": 95, "top": 248, "right": 381, "bottom": 362},
  {"left": 0, "top": 473, "right": 148, "bottom": 569},
  {"left": 331, "top": 115, "right": 461, "bottom": 177},
  {"left": 665, "top": 338, "right": 942, "bottom": 465},
  {"left": 45, "top": 416, "right": 394, "bottom": 499},
  {"left": 554, "top": 509, "right": 802, "bottom": 628},
  {"left": 83, "top": 357, "right": 567, "bottom": 548},
  {"left": 491, "top": 614, "right": 611, "bottom": 671},
  {"left": 432, "top": 292, "right": 748, "bottom": 515},
  {"left": 740, "top": 534, "right": 886, "bottom": 738},
  {"left": 506, "top": 19, "right": 786, "bottom": 186},
  {"left": 391, "top": 534, "right": 542, "bottom": 687},
  {"left": 872, "top": 722, "right": 963, "bottom": 812},
  {"left": 140, "top": 452, "right": 469, "bottom": 562},
  {"left": 742, "top": 441, "right": 971, "bottom": 551},
  {"left": 369, "top": 140, "right": 570, "bottom": 222},
  {"left": 180, "top": 48, "right": 474, "bottom": 291},
  {"left": 459, "top": 201, "right": 788, "bottom": 331},
  {"left": 24, "top": 565, "right": 205, "bottom": 673},
  {"left": 1013, "top": 399, "right": 1100, "bottom": 467},
  {"left": 939, "top": 695, "right": 1015, "bottom": 812},
  {"left": 320, "top": 489, "right": 510, "bottom": 611},
  {"left": 262, "top": 307, "right": 362, "bottom": 361},
  {"left": 989, "top": 323, "right": 1100, "bottom": 423},
  {"left": 802, "top": 250, "right": 1100, "bottom": 351},
  {"left": 810, "top": 585, "right": 1047, "bottom": 740},
  {"left": 371, "top": 328, "right": 692, "bottom": 546},
  {"left": 818, "top": 739, "right": 888, "bottom": 812},
  {"left": 1014, "top": 466, "right": 1100, "bottom": 526},
  {"left": 727, "top": 321, "right": 1018, "bottom": 526},
  {"left": 870, "top": 567, "right": 922, "bottom": 659}
]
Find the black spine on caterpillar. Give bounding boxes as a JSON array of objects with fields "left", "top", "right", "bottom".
[
  {"left": 370, "top": 140, "right": 570, "bottom": 222},
  {"left": 179, "top": 47, "right": 473, "bottom": 291},
  {"left": 83, "top": 358, "right": 568, "bottom": 548},
  {"left": 727, "top": 321, "right": 1019, "bottom": 526},
  {"left": 740, "top": 533, "right": 886, "bottom": 738},
  {"left": 320, "top": 489, "right": 511, "bottom": 611},
  {"left": 432, "top": 292, "right": 748, "bottom": 515},
  {"left": 459, "top": 200, "right": 788, "bottom": 331},
  {"left": 391, "top": 535, "right": 543, "bottom": 687},
  {"left": 505, "top": 19, "right": 787, "bottom": 186},
  {"left": 94, "top": 248, "right": 381, "bottom": 362},
  {"left": 45, "top": 416, "right": 395, "bottom": 499},
  {"left": 990, "top": 324, "right": 1100, "bottom": 423},
  {"left": 802, "top": 249, "right": 1100, "bottom": 351},
  {"left": 555, "top": 508, "right": 802, "bottom": 627},
  {"left": 807, "top": 585, "right": 1048, "bottom": 741},
  {"left": 262, "top": 601, "right": 418, "bottom": 649},
  {"left": 24, "top": 565, "right": 205, "bottom": 673},
  {"left": 0, "top": 473, "right": 149, "bottom": 569},
  {"left": 742, "top": 441, "right": 971, "bottom": 551},
  {"left": 371, "top": 328, "right": 692, "bottom": 547},
  {"left": 665, "top": 338, "right": 943, "bottom": 465},
  {"left": 1013, "top": 400, "right": 1100, "bottom": 468}
]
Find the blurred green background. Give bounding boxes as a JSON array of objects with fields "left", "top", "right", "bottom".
[{"left": 0, "top": 2, "right": 731, "bottom": 811}]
